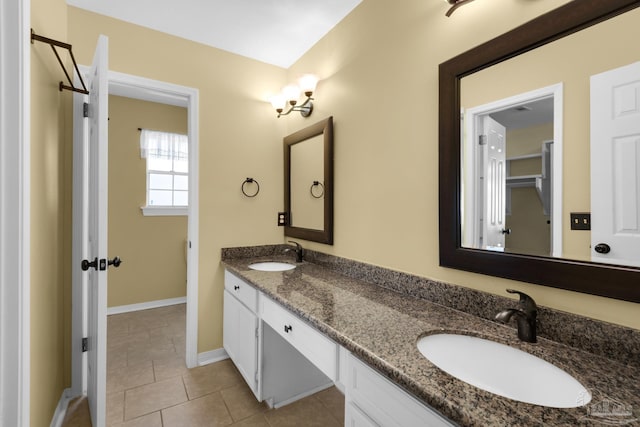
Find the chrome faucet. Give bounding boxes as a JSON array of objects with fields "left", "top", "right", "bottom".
[
  {"left": 495, "top": 289, "right": 537, "bottom": 343},
  {"left": 284, "top": 240, "right": 304, "bottom": 263}
]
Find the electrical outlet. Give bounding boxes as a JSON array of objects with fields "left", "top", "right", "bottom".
[
  {"left": 570, "top": 212, "right": 591, "bottom": 230},
  {"left": 277, "top": 212, "right": 288, "bottom": 226}
]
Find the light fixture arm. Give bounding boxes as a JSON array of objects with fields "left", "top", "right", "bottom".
[
  {"left": 277, "top": 95, "right": 314, "bottom": 118},
  {"left": 445, "top": 0, "right": 476, "bottom": 17}
]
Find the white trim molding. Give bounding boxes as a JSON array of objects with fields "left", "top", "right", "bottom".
[
  {"left": 140, "top": 206, "right": 188, "bottom": 216},
  {"left": 197, "top": 348, "right": 229, "bottom": 367},
  {"left": 107, "top": 297, "right": 187, "bottom": 315},
  {"left": 49, "top": 388, "right": 73, "bottom": 427},
  {"left": 0, "top": 0, "right": 31, "bottom": 425}
]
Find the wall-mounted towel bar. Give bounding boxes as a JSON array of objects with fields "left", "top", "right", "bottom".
[{"left": 30, "top": 29, "right": 89, "bottom": 95}]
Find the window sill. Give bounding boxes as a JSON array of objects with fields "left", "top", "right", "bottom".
[{"left": 141, "top": 206, "right": 188, "bottom": 216}]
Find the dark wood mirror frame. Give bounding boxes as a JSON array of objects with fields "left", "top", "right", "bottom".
[
  {"left": 439, "top": 0, "right": 640, "bottom": 303},
  {"left": 284, "top": 116, "right": 334, "bottom": 245}
]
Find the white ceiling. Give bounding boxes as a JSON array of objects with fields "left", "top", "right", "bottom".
[{"left": 67, "top": 0, "right": 362, "bottom": 68}]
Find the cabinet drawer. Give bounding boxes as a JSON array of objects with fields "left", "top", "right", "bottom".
[
  {"left": 224, "top": 270, "right": 258, "bottom": 313},
  {"left": 348, "top": 354, "right": 454, "bottom": 427},
  {"left": 261, "top": 296, "right": 337, "bottom": 381}
]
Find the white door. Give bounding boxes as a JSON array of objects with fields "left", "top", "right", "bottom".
[
  {"left": 480, "top": 116, "right": 507, "bottom": 251},
  {"left": 84, "top": 35, "right": 110, "bottom": 427},
  {"left": 591, "top": 62, "right": 640, "bottom": 267}
]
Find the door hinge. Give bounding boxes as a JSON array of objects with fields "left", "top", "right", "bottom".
[
  {"left": 83, "top": 102, "right": 89, "bottom": 118},
  {"left": 82, "top": 337, "right": 88, "bottom": 352},
  {"left": 479, "top": 134, "right": 487, "bottom": 145},
  {"left": 255, "top": 327, "right": 259, "bottom": 338}
]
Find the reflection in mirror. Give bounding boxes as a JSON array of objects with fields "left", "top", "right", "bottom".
[
  {"left": 284, "top": 117, "right": 334, "bottom": 244},
  {"left": 439, "top": 0, "right": 640, "bottom": 302},
  {"left": 461, "top": 84, "right": 561, "bottom": 258},
  {"left": 290, "top": 134, "right": 324, "bottom": 230}
]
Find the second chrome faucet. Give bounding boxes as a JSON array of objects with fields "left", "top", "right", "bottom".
[{"left": 495, "top": 289, "right": 538, "bottom": 343}]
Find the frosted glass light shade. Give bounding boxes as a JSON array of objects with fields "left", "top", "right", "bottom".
[
  {"left": 283, "top": 85, "right": 301, "bottom": 104},
  {"left": 270, "top": 94, "right": 286, "bottom": 111},
  {"left": 299, "top": 74, "right": 318, "bottom": 95}
]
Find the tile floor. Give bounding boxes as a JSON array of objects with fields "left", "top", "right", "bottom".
[{"left": 104, "top": 303, "right": 345, "bottom": 426}]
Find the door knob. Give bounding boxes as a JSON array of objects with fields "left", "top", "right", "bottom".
[
  {"left": 501, "top": 228, "right": 512, "bottom": 235},
  {"left": 81, "top": 257, "right": 98, "bottom": 271},
  {"left": 108, "top": 257, "right": 122, "bottom": 268},
  {"left": 594, "top": 243, "right": 611, "bottom": 254}
]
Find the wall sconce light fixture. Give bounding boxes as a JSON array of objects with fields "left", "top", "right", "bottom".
[
  {"left": 444, "top": 0, "right": 476, "bottom": 16},
  {"left": 270, "top": 74, "right": 318, "bottom": 118}
]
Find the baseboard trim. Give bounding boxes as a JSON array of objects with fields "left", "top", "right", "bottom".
[
  {"left": 107, "top": 297, "right": 187, "bottom": 315},
  {"left": 197, "top": 348, "right": 229, "bottom": 366},
  {"left": 50, "top": 388, "right": 74, "bottom": 427}
]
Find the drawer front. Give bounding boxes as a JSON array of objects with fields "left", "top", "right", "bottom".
[
  {"left": 348, "top": 354, "right": 455, "bottom": 427},
  {"left": 261, "top": 296, "right": 337, "bottom": 381},
  {"left": 224, "top": 270, "right": 258, "bottom": 313}
]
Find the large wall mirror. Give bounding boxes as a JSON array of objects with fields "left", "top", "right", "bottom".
[
  {"left": 284, "top": 116, "right": 334, "bottom": 244},
  {"left": 439, "top": 0, "right": 640, "bottom": 302}
]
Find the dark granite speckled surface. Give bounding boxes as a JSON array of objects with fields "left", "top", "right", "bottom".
[{"left": 221, "top": 245, "right": 640, "bottom": 427}]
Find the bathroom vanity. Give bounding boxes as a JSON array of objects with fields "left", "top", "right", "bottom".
[
  {"left": 221, "top": 246, "right": 640, "bottom": 426},
  {"left": 223, "top": 269, "right": 453, "bottom": 426}
]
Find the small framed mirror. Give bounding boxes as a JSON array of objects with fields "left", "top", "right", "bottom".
[{"left": 284, "top": 116, "right": 334, "bottom": 244}]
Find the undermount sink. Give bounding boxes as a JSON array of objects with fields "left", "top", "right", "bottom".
[
  {"left": 248, "top": 262, "right": 296, "bottom": 272},
  {"left": 417, "top": 334, "right": 591, "bottom": 408}
]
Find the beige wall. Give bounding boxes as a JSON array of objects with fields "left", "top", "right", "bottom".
[
  {"left": 31, "top": 0, "right": 71, "bottom": 423},
  {"left": 68, "top": 7, "right": 287, "bottom": 352},
  {"left": 62, "top": 0, "right": 638, "bottom": 382},
  {"left": 289, "top": 0, "right": 639, "bottom": 330},
  {"left": 107, "top": 96, "right": 188, "bottom": 307}
]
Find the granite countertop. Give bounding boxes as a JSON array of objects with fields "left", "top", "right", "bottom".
[{"left": 222, "top": 255, "right": 640, "bottom": 427}]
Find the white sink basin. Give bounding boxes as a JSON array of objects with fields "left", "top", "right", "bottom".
[
  {"left": 417, "top": 334, "right": 591, "bottom": 408},
  {"left": 248, "top": 262, "right": 296, "bottom": 272}
]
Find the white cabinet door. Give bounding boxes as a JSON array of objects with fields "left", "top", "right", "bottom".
[
  {"left": 223, "top": 290, "right": 259, "bottom": 397},
  {"left": 346, "top": 403, "right": 379, "bottom": 427}
]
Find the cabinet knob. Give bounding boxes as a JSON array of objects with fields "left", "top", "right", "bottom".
[
  {"left": 284, "top": 325, "right": 293, "bottom": 333},
  {"left": 234, "top": 285, "right": 240, "bottom": 291}
]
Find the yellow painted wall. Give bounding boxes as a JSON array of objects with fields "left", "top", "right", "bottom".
[
  {"left": 68, "top": 7, "right": 287, "bottom": 352},
  {"left": 31, "top": 0, "right": 71, "bottom": 423},
  {"left": 107, "top": 96, "right": 188, "bottom": 307},
  {"left": 288, "top": 0, "right": 640, "bottom": 330},
  {"left": 61, "top": 0, "right": 638, "bottom": 380}
]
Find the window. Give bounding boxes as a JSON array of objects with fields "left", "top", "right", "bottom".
[{"left": 140, "top": 129, "right": 188, "bottom": 216}]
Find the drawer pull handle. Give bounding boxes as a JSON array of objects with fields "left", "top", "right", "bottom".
[
  {"left": 284, "top": 325, "right": 293, "bottom": 333},
  {"left": 234, "top": 285, "right": 240, "bottom": 291}
]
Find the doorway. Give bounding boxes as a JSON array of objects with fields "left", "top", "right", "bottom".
[
  {"left": 462, "top": 83, "right": 563, "bottom": 257},
  {"left": 71, "top": 69, "right": 200, "bottom": 409}
]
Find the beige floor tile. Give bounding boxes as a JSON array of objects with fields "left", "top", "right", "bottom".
[
  {"left": 127, "top": 338, "right": 177, "bottom": 366},
  {"left": 264, "top": 396, "right": 342, "bottom": 427},
  {"left": 315, "top": 387, "right": 345, "bottom": 424},
  {"left": 124, "top": 377, "right": 188, "bottom": 420},
  {"left": 107, "top": 360, "right": 154, "bottom": 394},
  {"left": 61, "top": 396, "right": 91, "bottom": 427},
  {"left": 161, "top": 392, "right": 233, "bottom": 427},
  {"left": 112, "top": 411, "right": 162, "bottom": 427},
  {"left": 107, "top": 344, "right": 129, "bottom": 372},
  {"left": 182, "top": 359, "right": 243, "bottom": 400},
  {"left": 153, "top": 355, "right": 189, "bottom": 382},
  {"left": 106, "top": 391, "right": 125, "bottom": 426},
  {"left": 228, "top": 413, "right": 271, "bottom": 427},
  {"left": 220, "top": 383, "right": 267, "bottom": 422},
  {"left": 109, "top": 330, "right": 150, "bottom": 349}
]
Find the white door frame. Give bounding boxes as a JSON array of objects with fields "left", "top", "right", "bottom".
[
  {"left": 0, "top": 0, "right": 31, "bottom": 425},
  {"left": 71, "top": 68, "right": 200, "bottom": 397},
  {"left": 463, "top": 83, "right": 563, "bottom": 257},
  {"left": 108, "top": 71, "right": 200, "bottom": 368}
]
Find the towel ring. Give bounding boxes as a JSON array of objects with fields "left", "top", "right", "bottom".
[
  {"left": 242, "top": 178, "right": 260, "bottom": 198},
  {"left": 310, "top": 181, "right": 324, "bottom": 199}
]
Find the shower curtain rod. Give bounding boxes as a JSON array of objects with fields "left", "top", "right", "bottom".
[{"left": 30, "top": 29, "right": 89, "bottom": 95}]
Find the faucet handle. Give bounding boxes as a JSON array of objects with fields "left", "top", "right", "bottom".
[{"left": 506, "top": 289, "right": 537, "bottom": 316}]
